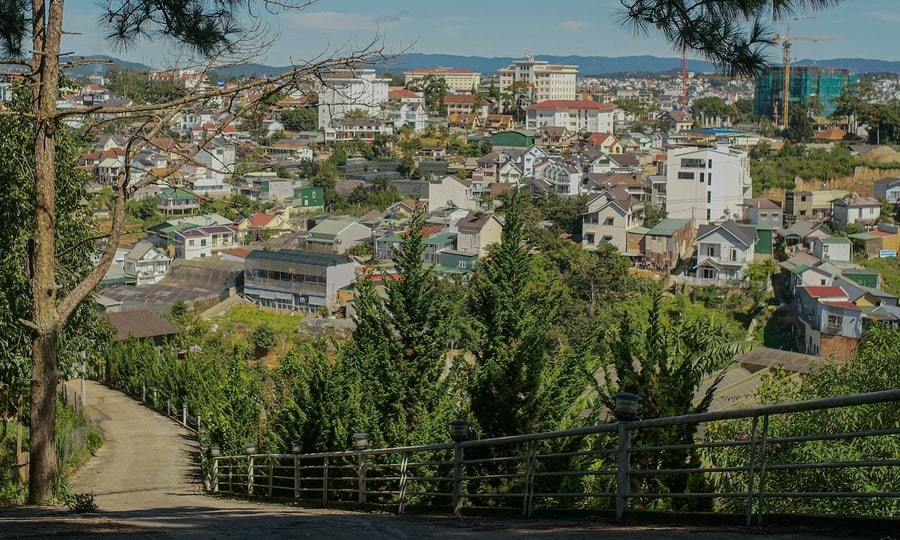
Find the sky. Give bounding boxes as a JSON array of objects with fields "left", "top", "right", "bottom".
[{"left": 61, "top": 0, "right": 899, "bottom": 69}]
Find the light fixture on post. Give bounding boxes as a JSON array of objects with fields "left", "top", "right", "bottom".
[
  {"left": 613, "top": 392, "right": 642, "bottom": 422},
  {"left": 244, "top": 442, "right": 257, "bottom": 455},
  {"left": 290, "top": 440, "right": 304, "bottom": 454},
  {"left": 210, "top": 445, "right": 220, "bottom": 457},
  {"left": 450, "top": 420, "right": 469, "bottom": 443},
  {"left": 352, "top": 432, "right": 369, "bottom": 451}
]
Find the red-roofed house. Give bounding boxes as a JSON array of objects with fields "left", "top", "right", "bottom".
[
  {"left": 525, "top": 100, "right": 615, "bottom": 133},
  {"left": 795, "top": 284, "right": 862, "bottom": 360},
  {"left": 585, "top": 132, "right": 622, "bottom": 154},
  {"left": 232, "top": 212, "right": 293, "bottom": 242}
]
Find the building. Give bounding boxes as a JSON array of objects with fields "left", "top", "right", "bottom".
[
  {"left": 874, "top": 177, "right": 900, "bottom": 205},
  {"left": 695, "top": 220, "right": 758, "bottom": 283},
  {"left": 317, "top": 69, "right": 389, "bottom": 128},
  {"left": 173, "top": 225, "right": 237, "bottom": 260},
  {"left": 499, "top": 54, "right": 578, "bottom": 102},
  {"left": 243, "top": 250, "right": 359, "bottom": 313},
  {"left": 298, "top": 217, "right": 372, "bottom": 254},
  {"left": 742, "top": 198, "right": 783, "bottom": 228},
  {"left": 455, "top": 211, "right": 504, "bottom": 257},
  {"left": 784, "top": 189, "right": 849, "bottom": 225},
  {"left": 753, "top": 66, "right": 857, "bottom": 121},
  {"left": 582, "top": 187, "right": 643, "bottom": 252},
  {"left": 664, "top": 146, "right": 752, "bottom": 225},
  {"left": 403, "top": 67, "right": 481, "bottom": 93},
  {"left": 832, "top": 196, "right": 882, "bottom": 230},
  {"left": 123, "top": 240, "right": 172, "bottom": 285},
  {"left": 525, "top": 100, "right": 615, "bottom": 133}
]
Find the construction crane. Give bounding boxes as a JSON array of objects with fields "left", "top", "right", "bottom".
[{"left": 771, "top": 25, "right": 839, "bottom": 128}]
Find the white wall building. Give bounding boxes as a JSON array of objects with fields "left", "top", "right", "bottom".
[
  {"left": 525, "top": 100, "right": 615, "bottom": 133},
  {"left": 664, "top": 146, "right": 752, "bottom": 225},
  {"left": 499, "top": 54, "right": 577, "bottom": 102},
  {"left": 317, "top": 69, "right": 390, "bottom": 128}
]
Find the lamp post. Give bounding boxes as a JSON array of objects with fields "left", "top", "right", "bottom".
[
  {"left": 612, "top": 392, "right": 641, "bottom": 521},
  {"left": 353, "top": 433, "right": 369, "bottom": 504},
  {"left": 613, "top": 392, "right": 642, "bottom": 422},
  {"left": 450, "top": 420, "right": 468, "bottom": 515}
]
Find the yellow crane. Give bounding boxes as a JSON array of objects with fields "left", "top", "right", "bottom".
[{"left": 771, "top": 25, "right": 839, "bottom": 128}]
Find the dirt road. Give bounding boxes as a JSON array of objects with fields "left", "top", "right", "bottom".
[{"left": 0, "top": 381, "right": 867, "bottom": 539}]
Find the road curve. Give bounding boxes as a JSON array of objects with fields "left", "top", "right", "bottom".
[{"left": 0, "top": 381, "right": 861, "bottom": 539}]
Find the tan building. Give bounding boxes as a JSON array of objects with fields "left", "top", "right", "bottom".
[
  {"left": 404, "top": 67, "right": 481, "bottom": 93},
  {"left": 456, "top": 211, "right": 504, "bottom": 257},
  {"left": 499, "top": 53, "right": 577, "bottom": 102}
]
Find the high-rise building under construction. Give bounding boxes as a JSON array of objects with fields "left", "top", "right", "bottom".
[{"left": 753, "top": 66, "right": 857, "bottom": 121}]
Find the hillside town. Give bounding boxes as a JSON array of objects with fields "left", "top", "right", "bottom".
[{"left": 21, "top": 54, "right": 893, "bottom": 364}]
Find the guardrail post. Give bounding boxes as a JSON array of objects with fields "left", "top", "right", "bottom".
[
  {"left": 452, "top": 446, "right": 464, "bottom": 516},
  {"left": 247, "top": 456, "right": 254, "bottom": 495},
  {"left": 358, "top": 451, "right": 367, "bottom": 505},
  {"left": 183, "top": 404, "right": 187, "bottom": 425},
  {"left": 616, "top": 422, "right": 631, "bottom": 520},
  {"left": 756, "top": 414, "right": 771, "bottom": 525},
  {"left": 745, "top": 415, "right": 760, "bottom": 526},
  {"left": 522, "top": 442, "right": 537, "bottom": 518},
  {"left": 322, "top": 456, "right": 329, "bottom": 506},
  {"left": 153, "top": 388, "right": 158, "bottom": 408},
  {"left": 398, "top": 452, "right": 410, "bottom": 513},
  {"left": 166, "top": 399, "right": 171, "bottom": 417},
  {"left": 142, "top": 383, "right": 146, "bottom": 402},
  {"left": 268, "top": 458, "right": 274, "bottom": 497},
  {"left": 212, "top": 457, "right": 219, "bottom": 493},
  {"left": 293, "top": 455, "right": 300, "bottom": 499}
]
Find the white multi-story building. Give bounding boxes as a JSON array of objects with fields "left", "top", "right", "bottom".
[
  {"left": 403, "top": 68, "right": 481, "bottom": 93},
  {"left": 499, "top": 54, "right": 577, "bottom": 102},
  {"left": 664, "top": 146, "right": 752, "bottom": 225},
  {"left": 317, "top": 69, "right": 390, "bottom": 128},
  {"left": 525, "top": 100, "right": 615, "bottom": 132}
]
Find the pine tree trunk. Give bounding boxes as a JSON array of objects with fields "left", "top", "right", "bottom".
[{"left": 27, "top": 0, "right": 63, "bottom": 505}]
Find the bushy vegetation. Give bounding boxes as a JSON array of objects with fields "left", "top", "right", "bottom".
[
  {"left": 750, "top": 145, "right": 856, "bottom": 195},
  {"left": 703, "top": 324, "right": 900, "bottom": 517}
]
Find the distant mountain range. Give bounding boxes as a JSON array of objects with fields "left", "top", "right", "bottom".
[{"left": 64, "top": 53, "right": 900, "bottom": 78}]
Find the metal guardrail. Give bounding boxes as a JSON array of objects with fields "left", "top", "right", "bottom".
[{"left": 207, "top": 389, "right": 900, "bottom": 524}]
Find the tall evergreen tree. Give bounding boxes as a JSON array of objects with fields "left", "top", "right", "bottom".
[
  {"left": 467, "top": 191, "right": 570, "bottom": 437},
  {"left": 339, "top": 212, "right": 453, "bottom": 446}
]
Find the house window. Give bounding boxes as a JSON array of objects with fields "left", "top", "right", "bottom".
[
  {"left": 820, "top": 279, "right": 827, "bottom": 285},
  {"left": 708, "top": 173, "right": 712, "bottom": 185},
  {"left": 700, "top": 172, "right": 705, "bottom": 183},
  {"left": 201, "top": 239, "right": 207, "bottom": 247},
  {"left": 458, "top": 261, "right": 467, "bottom": 269},
  {"left": 706, "top": 246, "right": 716, "bottom": 257},
  {"left": 701, "top": 268, "right": 716, "bottom": 279},
  {"left": 706, "top": 209, "right": 711, "bottom": 221},
  {"left": 188, "top": 239, "right": 195, "bottom": 246},
  {"left": 601, "top": 236, "right": 613, "bottom": 243},
  {"left": 730, "top": 249, "right": 738, "bottom": 262},
  {"left": 604, "top": 217, "right": 614, "bottom": 225},
  {"left": 707, "top": 192, "right": 711, "bottom": 203},
  {"left": 708, "top": 159, "right": 712, "bottom": 168},
  {"left": 827, "top": 313, "right": 843, "bottom": 329},
  {"left": 677, "top": 172, "right": 695, "bottom": 180},
  {"left": 586, "top": 233, "right": 595, "bottom": 244},
  {"left": 760, "top": 213, "right": 768, "bottom": 220}
]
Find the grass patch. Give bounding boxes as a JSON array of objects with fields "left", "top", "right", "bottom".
[
  {"left": 860, "top": 257, "right": 900, "bottom": 296},
  {"left": 212, "top": 302, "right": 304, "bottom": 337}
]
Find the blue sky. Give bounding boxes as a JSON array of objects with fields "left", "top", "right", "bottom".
[{"left": 62, "top": 1, "right": 898, "bottom": 68}]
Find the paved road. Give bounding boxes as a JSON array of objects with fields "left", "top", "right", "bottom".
[{"left": 0, "top": 381, "right": 874, "bottom": 539}]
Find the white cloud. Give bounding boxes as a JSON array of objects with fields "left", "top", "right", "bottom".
[{"left": 557, "top": 20, "right": 590, "bottom": 31}]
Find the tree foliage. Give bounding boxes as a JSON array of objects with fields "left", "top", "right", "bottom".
[{"left": 618, "top": 0, "right": 843, "bottom": 76}]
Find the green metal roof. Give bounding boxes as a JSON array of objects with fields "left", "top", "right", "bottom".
[
  {"left": 646, "top": 218, "right": 692, "bottom": 237},
  {"left": 424, "top": 232, "right": 456, "bottom": 244},
  {"left": 847, "top": 232, "right": 880, "bottom": 241},
  {"left": 629, "top": 226, "right": 650, "bottom": 235},
  {"left": 820, "top": 236, "right": 851, "bottom": 244}
]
